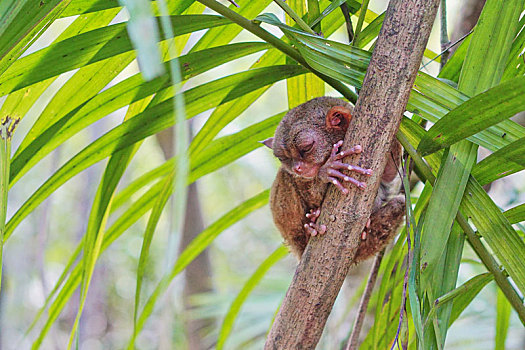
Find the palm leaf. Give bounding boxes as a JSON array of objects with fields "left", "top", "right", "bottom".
[
  {"left": 129, "top": 190, "right": 270, "bottom": 347},
  {"left": 0, "top": 15, "right": 230, "bottom": 97},
  {"left": 216, "top": 246, "right": 288, "bottom": 349},
  {"left": 418, "top": 76, "right": 525, "bottom": 155}
]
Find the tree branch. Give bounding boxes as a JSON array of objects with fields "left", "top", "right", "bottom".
[
  {"left": 346, "top": 250, "right": 384, "bottom": 350},
  {"left": 439, "top": 0, "right": 450, "bottom": 69},
  {"left": 198, "top": 0, "right": 358, "bottom": 103},
  {"left": 265, "top": 0, "right": 440, "bottom": 348}
]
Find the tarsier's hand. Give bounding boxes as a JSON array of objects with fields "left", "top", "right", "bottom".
[{"left": 318, "top": 140, "right": 373, "bottom": 194}]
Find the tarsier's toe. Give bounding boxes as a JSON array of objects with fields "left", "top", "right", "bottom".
[
  {"left": 305, "top": 208, "right": 321, "bottom": 222},
  {"left": 304, "top": 208, "right": 326, "bottom": 236},
  {"left": 309, "top": 222, "right": 327, "bottom": 236},
  {"left": 349, "top": 165, "right": 373, "bottom": 176},
  {"left": 361, "top": 219, "right": 371, "bottom": 240},
  {"left": 304, "top": 223, "right": 326, "bottom": 236},
  {"left": 334, "top": 144, "right": 363, "bottom": 160},
  {"left": 304, "top": 224, "right": 317, "bottom": 236}
]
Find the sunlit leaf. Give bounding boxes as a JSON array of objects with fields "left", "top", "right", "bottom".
[
  {"left": 11, "top": 41, "right": 270, "bottom": 184},
  {"left": 0, "top": 15, "right": 230, "bottom": 96},
  {"left": 0, "top": 8, "right": 121, "bottom": 128},
  {"left": 504, "top": 203, "right": 525, "bottom": 224},
  {"left": 6, "top": 65, "right": 304, "bottom": 239},
  {"left": 424, "top": 273, "right": 494, "bottom": 326},
  {"left": 0, "top": 0, "right": 71, "bottom": 76},
  {"left": 495, "top": 288, "right": 512, "bottom": 349},
  {"left": 134, "top": 172, "right": 173, "bottom": 326}
]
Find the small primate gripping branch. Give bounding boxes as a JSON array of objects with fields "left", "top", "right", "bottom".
[
  {"left": 264, "top": 97, "right": 405, "bottom": 261},
  {"left": 265, "top": 0, "right": 441, "bottom": 348}
]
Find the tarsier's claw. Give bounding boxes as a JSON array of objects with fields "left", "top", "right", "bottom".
[
  {"left": 327, "top": 168, "right": 367, "bottom": 191},
  {"left": 347, "top": 165, "right": 373, "bottom": 176},
  {"left": 304, "top": 224, "right": 317, "bottom": 236},
  {"left": 334, "top": 144, "right": 363, "bottom": 160},
  {"left": 356, "top": 181, "right": 367, "bottom": 189},
  {"left": 348, "top": 145, "right": 362, "bottom": 153},
  {"left": 304, "top": 223, "right": 325, "bottom": 236}
]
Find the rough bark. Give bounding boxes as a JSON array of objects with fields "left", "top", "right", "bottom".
[
  {"left": 156, "top": 128, "right": 214, "bottom": 350},
  {"left": 265, "top": 0, "right": 440, "bottom": 348}
]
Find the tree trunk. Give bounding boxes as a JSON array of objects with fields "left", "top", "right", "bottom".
[
  {"left": 265, "top": 0, "right": 440, "bottom": 348},
  {"left": 156, "top": 128, "right": 214, "bottom": 350}
]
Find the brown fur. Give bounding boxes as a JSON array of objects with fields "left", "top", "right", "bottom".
[{"left": 267, "top": 97, "right": 405, "bottom": 262}]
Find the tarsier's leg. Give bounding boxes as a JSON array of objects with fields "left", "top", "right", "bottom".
[
  {"left": 382, "top": 139, "right": 402, "bottom": 183},
  {"left": 354, "top": 195, "right": 405, "bottom": 264}
]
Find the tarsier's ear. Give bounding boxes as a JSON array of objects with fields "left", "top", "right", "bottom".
[
  {"left": 260, "top": 137, "right": 274, "bottom": 149},
  {"left": 326, "top": 106, "right": 352, "bottom": 132}
]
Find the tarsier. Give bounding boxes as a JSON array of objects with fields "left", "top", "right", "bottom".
[{"left": 264, "top": 97, "right": 405, "bottom": 263}]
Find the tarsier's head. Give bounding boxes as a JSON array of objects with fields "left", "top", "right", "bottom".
[{"left": 263, "top": 97, "right": 353, "bottom": 179}]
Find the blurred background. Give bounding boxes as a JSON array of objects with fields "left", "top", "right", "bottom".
[{"left": 0, "top": 0, "right": 524, "bottom": 349}]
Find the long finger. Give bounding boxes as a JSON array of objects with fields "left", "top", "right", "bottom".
[
  {"left": 329, "top": 170, "right": 367, "bottom": 189},
  {"left": 330, "top": 161, "right": 373, "bottom": 176},
  {"left": 328, "top": 176, "right": 349, "bottom": 194},
  {"left": 334, "top": 144, "right": 363, "bottom": 160},
  {"left": 331, "top": 140, "right": 343, "bottom": 158}
]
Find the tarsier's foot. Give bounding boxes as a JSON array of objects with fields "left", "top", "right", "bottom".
[
  {"left": 321, "top": 140, "right": 373, "bottom": 194},
  {"left": 304, "top": 208, "right": 326, "bottom": 237},
  {"left": 361, "top": 218, "right": 371, "bottom": 240},
  {"left": 354, "top": 195, "right": 405, "bottom": 263}
]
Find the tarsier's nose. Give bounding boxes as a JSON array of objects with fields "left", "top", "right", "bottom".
[{"left": 293, "top": 163, "right": 303, "bottom": 174}]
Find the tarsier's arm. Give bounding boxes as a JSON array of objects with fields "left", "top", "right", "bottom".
[{"left": 269, "top": 168, "right": 311, "bottom": 258}]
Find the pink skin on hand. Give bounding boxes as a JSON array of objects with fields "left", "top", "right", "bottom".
[
  {"left": 323, "top": 140, "right": 372, "bottom": 194},
  {"left": 304, "top": 208, "right": 326, "bottom": 237}
]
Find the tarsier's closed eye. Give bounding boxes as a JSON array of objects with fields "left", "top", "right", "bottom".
[
  {"left": 299, "top": 140, "right": 314, "bottom": 153},
  {"left": 326, "top": 106, "right": 352, "bottom": 132}
]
